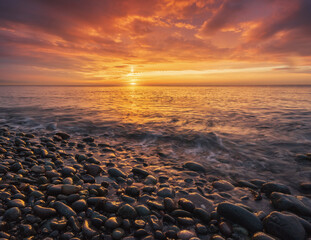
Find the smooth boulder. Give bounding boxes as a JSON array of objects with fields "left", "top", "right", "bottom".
[
  {"left": 217, "top": 202, "right": 262, "bottom": 233},
  {"left": 263, "top": 211, "right": 305, "bottom": 240}
]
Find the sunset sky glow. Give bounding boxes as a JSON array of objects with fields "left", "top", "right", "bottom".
[{"left": 0, "top": 0, "right": 311, "bottom": 85}]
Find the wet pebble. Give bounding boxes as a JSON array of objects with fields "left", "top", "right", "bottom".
[{"left": 217, "top": 202, "right": 262, "bottom": 233}]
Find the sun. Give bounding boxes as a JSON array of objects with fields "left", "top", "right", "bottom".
[{"left": 130, "top": 82, "right": 136, "bottom": 85}]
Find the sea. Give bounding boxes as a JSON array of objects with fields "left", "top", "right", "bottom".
[{"left": 1, "top": 86, "right": 311, "bottom": 188}]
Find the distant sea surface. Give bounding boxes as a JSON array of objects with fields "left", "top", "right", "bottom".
[{"left": 1, "top": 86, "right": 311, "bottom": 187}]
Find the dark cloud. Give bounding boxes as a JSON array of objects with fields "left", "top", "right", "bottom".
[
  {"left": 250, "top": 0, "right": 311, "bottom": 40},
  {"left": 200, "top": 0, "right": 250, "bottom": 35}
]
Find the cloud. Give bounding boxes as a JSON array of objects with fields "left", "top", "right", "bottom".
[
  {"left": 0, "top": 0, "right": 310, "bottom": 84},
  {"left": 249, "top": 0, "right": 311, "bottom": 40},
  {"left": 200, "top": 0, "right": 249, "bottom": 35}
]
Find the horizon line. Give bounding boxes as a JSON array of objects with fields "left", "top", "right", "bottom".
[{"left": 0, "top": 84, "right": 311, "bottom": 87}]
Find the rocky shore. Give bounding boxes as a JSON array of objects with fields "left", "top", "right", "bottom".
[{"left": 0, "top": 126, "right": 311, "bottom": 240}]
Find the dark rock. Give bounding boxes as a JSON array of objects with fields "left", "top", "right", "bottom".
[
  {"left": 104, "top": 201, "right": 121, "bottom": 213},
  {"left": 85, "top": 164, "right": 102, "bottom": 177},
  {"left": 117, "top": 204, "right": 137, "bottom": 219},
  {"left": 105, "top": 217, "right": 121, "bottom": 229},
  {"left": 71, "top": 199, "right": 87, "bottom": 212},
  {"left": 81, "top": 174, "right": 95, "bottom": 183},
  {"left": 112, "top": 228, "right": 125, "bottom": 240},
  {"left": 193, "top": 208, "right": 210, "bottom": 223},
  {"left": 261, "top": 182, "right": 291, "bottom": 196},
  {"left": 270, "top": 192, "right": 311, "bottom": 216},
  {"left": 19, "top": 224, "right": 34, "bottom": 236},
  {"left": 165, "top": 230, "right": 177, "bottom": 239},
  {"left": 55, "top": 132, "right": 70, "bottom": 140},
  {"left": 134, "top": 229, "right": 148, "bottom": 238},
  {"left": 171, "top": 209, "right": 193, "bottom": 218},
  {"left": 50, "top": 218, "right": 67, "bottom": 230},
  {"left": 54, "top": 201, "right": 77, "bottom": 218},
  {"left": 8, "top": 199, "right": 25, "bottom": 208},
  {"left": 177, "top": 217, "right": 195, "bottom": 226},
  {"left": 60, "top": 232, "right": 74, "bottom": 240},
  {"left": 263, "top": 211, "right": 305, "bottom": 240},
  {"left": 83, "top": 137, "right": 95, "bottom": 143},
  {"left": 87, "top": 197, "right": 106, "bottom": 208},
  {"left": 125, "top": 186, "right": 140, "bottom": 198},
  {"left": 47, "top": 185, "right": 63, "bottom": 196},
  {"left": 211, "top": 235, "right": 225, "bottom": 240},
  {"left": 195, "top": 223, "right": 208, "bottom": 235},
  {"left": 157, "top": 187, "right": 175, "bottom": 198},
  {"left": 82, "top": 220, "right": 97, "bottom": 238},
  {"left": 132, "top": 167, "right": 150, "bottom": 177},
  {"left": 300, "top": 182, "right": 311, "bottom": 193},
  {"left": 178, "top": 198, "right": 195, "bottom": 212},
  {"left": 164, "top": 197, "right": 176, "bottom": 212},
  {"left": 68, "top": 216, "right": 81, "bottom": 232},
  {"left": 147, "top": 200, "right": 164, "bottom": 210},
  {"left": 252, "top": 232, "right": 276, "bottom": 240},
  {"left": 108, "top": 167, "right": 126, "bottom": 178},
  {"left": 11, "top": 162, "right": 23, "bottom": 172},
  {"left": 91, "top": 217, "right": 103, "bottom": 228},
  {"left": 33, "top": 205, "right": 57, "bottom": 219},
  {"left": 62, "top": 184, "right": 81, "bottom": 195},
  {"left": 134, "top": 219, "right": 146, "bottom": 228},
  {"left": 150, "top": 216, "right": 162, "bottom": 230},
  {"left": 177, "top": 230, "right": 196, "bottom": 240},
  {"left": 61, "top": 166, "right": 76, "bottom": 177},
  {"left": 154, "top": 230, "right": 165, "bottom": 240},
  {"left": 4, "top": 207, "right": 21, "bottom": 221},
  {"left": 144, "top": 175, "right": 157, "bottom": 185},
  {"left": 135, "top": 205, "right": 151, "bottom": 216},
  {"left": 219, "top": 221, "right": 232, "bottom": 237},
  {"left": 237, "top": 180, "right": 258, "bottom": 189},
  {"left": 182, "top": 162, "right": 206, "bottom": 173},
  {"left": 212, "top": 180, "right": 234, "bottom": 191},
  {"left": 217, "top": 202, "right": 262, "bottom": 233}
]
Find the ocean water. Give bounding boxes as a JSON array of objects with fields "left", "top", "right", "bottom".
[{"left": 1, "top": 86, "right": 311, "bottom": 187}]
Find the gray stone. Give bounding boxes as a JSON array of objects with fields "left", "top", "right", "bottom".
[
  {"left": 182, "top": 162, "right": 206, "bottom": 173},
  {"left": 117, "top": 204, "right": 137, "bottom": 219},
  {"left": 82, "top": 220, "right": 97, "bottom": 238},
  {"left": 112, "top": 228, "right": 125, "bottom": 240},
  {"left": 105, "top": 217, "right": 121, "bottom": 229},
  {"left": 33, "top": 205, "right": 57, "bottom": 219},
  {"left": 132, "top": 167, "right": 150, "bottom": 177},
  {"left": 54, "top": 201, "right": 77, "bottom": 218},
  {"left": 85, "top": 164, "right": 102, "bottom": 177},
  {"left": 252, "top": 232, "right": 276, "bottom": 240},
  {"left": 8, "top": 199, "right": 25, "bottom": 208},
  {"left": 157, "top": 187, "right": 175, "bottom": 198},
  {"left": 71, "top": 199, "right": 87, "bottom": 212},
  {"left": 135, "top": 205, "right": 151, "bottom": 216},
  {"left": 263, "top": 211, "right": 305, "bottom": 240},
  {"left": 261, "top": 182, "right": 291, "bottom": 196},
  {"left": 108, "top": 168, "right": 126, "bottom": 178},
  {"left": 212, "top": 180, "right": 234, "bottom": 191},
  {"left": 177, "top": 230, "right": 196, "bottom": 240},
  {"left": 217, "top": 202, "right": 262, "bottom": 233},
  {"left": 270, "top": 192, "right": 311, "bottom": 216},
  {"left": 4, "top": 207, "right": 21, "bottom": 221}
]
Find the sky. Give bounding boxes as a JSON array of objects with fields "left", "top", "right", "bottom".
[{"left": 0, "top": 0, "right": 311, "bottom": 85}]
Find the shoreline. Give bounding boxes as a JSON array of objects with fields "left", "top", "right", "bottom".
[{"left": 0, "top": 126, "right": 311, "bottom": 239}]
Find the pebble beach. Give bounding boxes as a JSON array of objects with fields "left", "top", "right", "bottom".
[{"left": 1, "top": 127, "right": 311, "bottom": 240}]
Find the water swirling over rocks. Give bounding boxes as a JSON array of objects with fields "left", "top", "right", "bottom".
[{"left": 0, "top": 127, "right": 311, "bottom": 239}]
